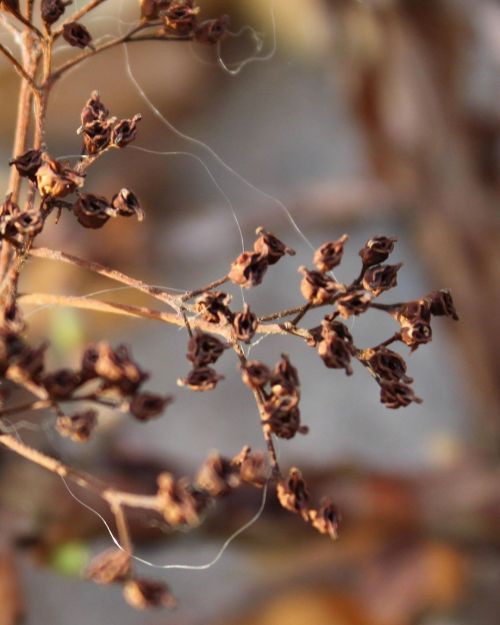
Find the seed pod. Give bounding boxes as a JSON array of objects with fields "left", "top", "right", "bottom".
[
  {"left": 229, "top": 251, "right": 268, "bottom": 288},
  {"left": 43, "top": 368, "right": 81, "bottom": 399},
  {"left": 196, "top": 291, "right": 232, "bottom": 323},
  {"left": 313, "top": 234, "right": 348, "bottom": 272},
  {"left": 123, "top": 579, "right": 177, "bottom": 610},
  {"left": 232, "top": 304, "right": 257, "bottom": 343},
  {"left": 80, "top": 90, "right": 109, "bottom": 127},
  {"left": 111, "top": 188, "right": 144, "bottom": 221},
  {"left": 111, "top": 114, "right": 142, "bottom": 148},
  {"left": 425, "top": 289, "right": 459, "bottom": 320},
  {"left": 362, "top": 263, "right": 402, "bottom": 296},
  {"left": 360, "top": 347, "right": 412, "bottom": 383},
  {"left": 36, "top": 154, "right": 85, "bottom": 198},
  {"left": 62, "top": 22, "right": 93, "bottom": 48},
  {"left": 276, "top": 468, "right": 310, "bottom": 520},
  {"left": 336, "top": 291, "right": 371, "bottom": 319},
  {"left": 195, "top": 452, "right": 239, "bottom": 497},
  {"left": 359, "top": 236, "right": 397, "bottom": 267},
  {"left": 380, "top": 380, "right": 422, "bottom": 409},
  {"left": 86, "top": 548, "right": 131, "bottom": 585},
  {"left": 129, "top": 392, "right": 173, "bottom": 421},
  {"left": 317, "top": 328, "right": 353, "bottom": 375},
  {"left": 157, "top": 472, "right": 210, "bottom": 526},
  {"left": 186, "top": 330, "right": 229, "bottom": 366},
  {"left": 309, "top": 499, "right": 341, "bottom": 540},
  {"left": 240, "top": 360, "right": 271, "bottom": 389},
  {"left": 195, "top": 15, "right": 230, "bottom": 44},
  {"left": 177, "top": 366, "right": 224, "bottom": 391},
  {"left": 56, "top": 410, "right": 97, "bottom": 443},
  {"left": 161, "top": 1, "right": 199, "bottom": 35},
  {"left": 298, "top": 266, "right": 344, "bottom": 305},
  {"left": 41, "top": 0, "right": 71, "bottom": 26},
  {"left": 9, "top": 149, "right": 42, "bottom": 180},
  {"left": 253, "top": 226, "right": 295, "bottom": 265},
  {"left": 73, "top": 193, "right": 110, "bottom": 229}
]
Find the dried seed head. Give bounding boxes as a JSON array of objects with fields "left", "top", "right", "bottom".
[
  {"left": 73, "top": 193, "right": 110, "bottom": 229},
  {"left": 232, "top": 304, "right": 258, "bottom": 343},
  {"left": 36, "top": 154, "right": 85, "bottom": 198},
  {"left": 360, "top": 347, "right": 412, "bottom": 383},
  {"left": 317, "top": 328, "right": 353, "bottom": 375},
  {"left": 111, "top": 188, "right": 144, "bottom": 221},
  {"left": 43, "top": 368, "right": 81, "bottom": 399},
  {"left": 1, "top": 210, "right": 44, "bottom": 241},
  {"left": 62, "top": 22, "right": 93, "bottom": 48},
  {"left": 425, "top": 289, "right": 459, "bottom": 320},
  {"left": 161, "top": 2, "right": 199, "bottom": 35},
  {"left": 271, "top": 353, "right": 300, "bottom": 395},
  {"left": 380, "top": 380, "right": 422, "bottom": 409},
  {"left": 129, "top": 392, "right": 173, "bottom": 421},
  {"left": 309, "top": 499, "right": 341, "bottom": 540},
  {"left": 253, "top": 227, "right": 295, "bottom": 265},
  {"left": 195, "top": 15, "right": 230, "bottom": 44},
  {"left": 186, "top": 330, "right": 229, "bottom": 366},
  {"left": 177, "top": 366, "right": 224, "bottom": 391},
  {"left": 93, "top": 343, "right": 148, "bottom": 395},
  {"left": 276, "top": 468, "right": 310, "bottom": 520},
  {"left": 231, "top": 446, "right": 268, "bottom": 487},
  {"left": 56, "top": 410, "right": 98, "bottom": 442},
  {"left": 196, "top": 291, "right": 232, "bottom": 324},
  {"left": 41, "top": 0, "right": 71, "bottom": 25},
  {"left": 140, "top": 0, "right": 172, "bottom": 21},
  {"left": 336, "top": 291, "right": 372, "bottom": 319},
  {"left": 362, "top": 263, "right": 403, "bottom": 296},
  {"left": 400, "top": 319, "right": 432, "bottom": 351},
  {"left": 79, "top": 119, "right": 114, "bottom": 155},
  {"left": 80, "top": 91, "right": 109, "bottom": 127},
  {"left": 157, "top": 472, "right": 210, "bottom": 526},
  {"left": 6, "top": 343, "right": 47, "bottom": 385},
  {"left": 298, "top": 266, "right": 344, "bottom": 305},
  {"left": 240, "top": 360, "right": 271, "bottom": 389},
  {"left": 195, "top": 452, "right": 239, "bottom": 497},
  {"left": 313, "top": 234, "right": 348, "bottom": 272},
  {"left": 263, "top": 393, "right": 307, "bottom": 440},
  {"left": 111, "top": 114, "right": 142, "bottom": 148},
  {"left": 123, "top": 579, "right": 176, "bottom": 610},
  {"left": 359, "top": 236, "right": 397, "bottom": 267},
  {"left": 229, "top": 251, "right": 269, "bottom": 288},
  {"left": 86, "top": 548, "right": 131, "bottom": 585},
  {"left": 9, "top": 149, "right": 42, "bottom": 181}
]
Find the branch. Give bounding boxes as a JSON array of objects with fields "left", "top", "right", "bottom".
[
  {"left": 0, "top": 42, "right": 37, "bottom": 88},
  {"left": 52, "top": 0, "right": 108, "bottom": 39},
  {"left": 0, "top": 431, "right": 161, "bottom": 513},
  {"left": 29, "top": 247, "right": 180, "bottom": 311},
  {"left": 50, "top": 24, "right": 191, "bottom": 83}
]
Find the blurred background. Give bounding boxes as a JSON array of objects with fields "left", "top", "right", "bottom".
[{"left": 1, "top": 0, "right": 500, "bottom": 623}]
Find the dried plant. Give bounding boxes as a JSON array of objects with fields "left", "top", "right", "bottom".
[{"left": 0, "top": 0, "right": 459, "bottom": 611}]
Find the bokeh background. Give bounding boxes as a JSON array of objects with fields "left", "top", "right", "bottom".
[{"left": 1, "top": 0, "right": 500, "bottom": 623}]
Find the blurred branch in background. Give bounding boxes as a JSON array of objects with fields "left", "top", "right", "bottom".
[{"left": 327, "top": 0, "right": 500, "bottom": 446}]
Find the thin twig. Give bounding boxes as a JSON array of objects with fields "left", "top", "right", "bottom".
[
  {"left": 28, "top": 247, "right": 181, "bottom": 311},
  {"left": 0, "top": 42, "right": 37, "bottom": 87}
]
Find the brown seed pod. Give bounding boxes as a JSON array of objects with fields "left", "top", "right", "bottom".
[
  {"left": 229, "top": 251, "right": 268, "bottom": 288},
  {"left": 62, "top": 22, "right": 93, "bottom": 49},
  {"left": 313, "top": 234, "right": 348, "bottom": 272},
  {"left": 177, "top": 366, "right": 224, "bottom": 391},
  {"left": 56, "top": 410, "right": 98, "bottom": 443},
  {"left": 86, "top": 548, "right": 131, "bottom": 585},
  {"left": 232, "top": 304, "right": 258, "bottom": 343}
]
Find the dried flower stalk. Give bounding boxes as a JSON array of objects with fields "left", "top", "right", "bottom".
[{"left": 0, "top": 0, "right": 458, "bottom": 611}]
